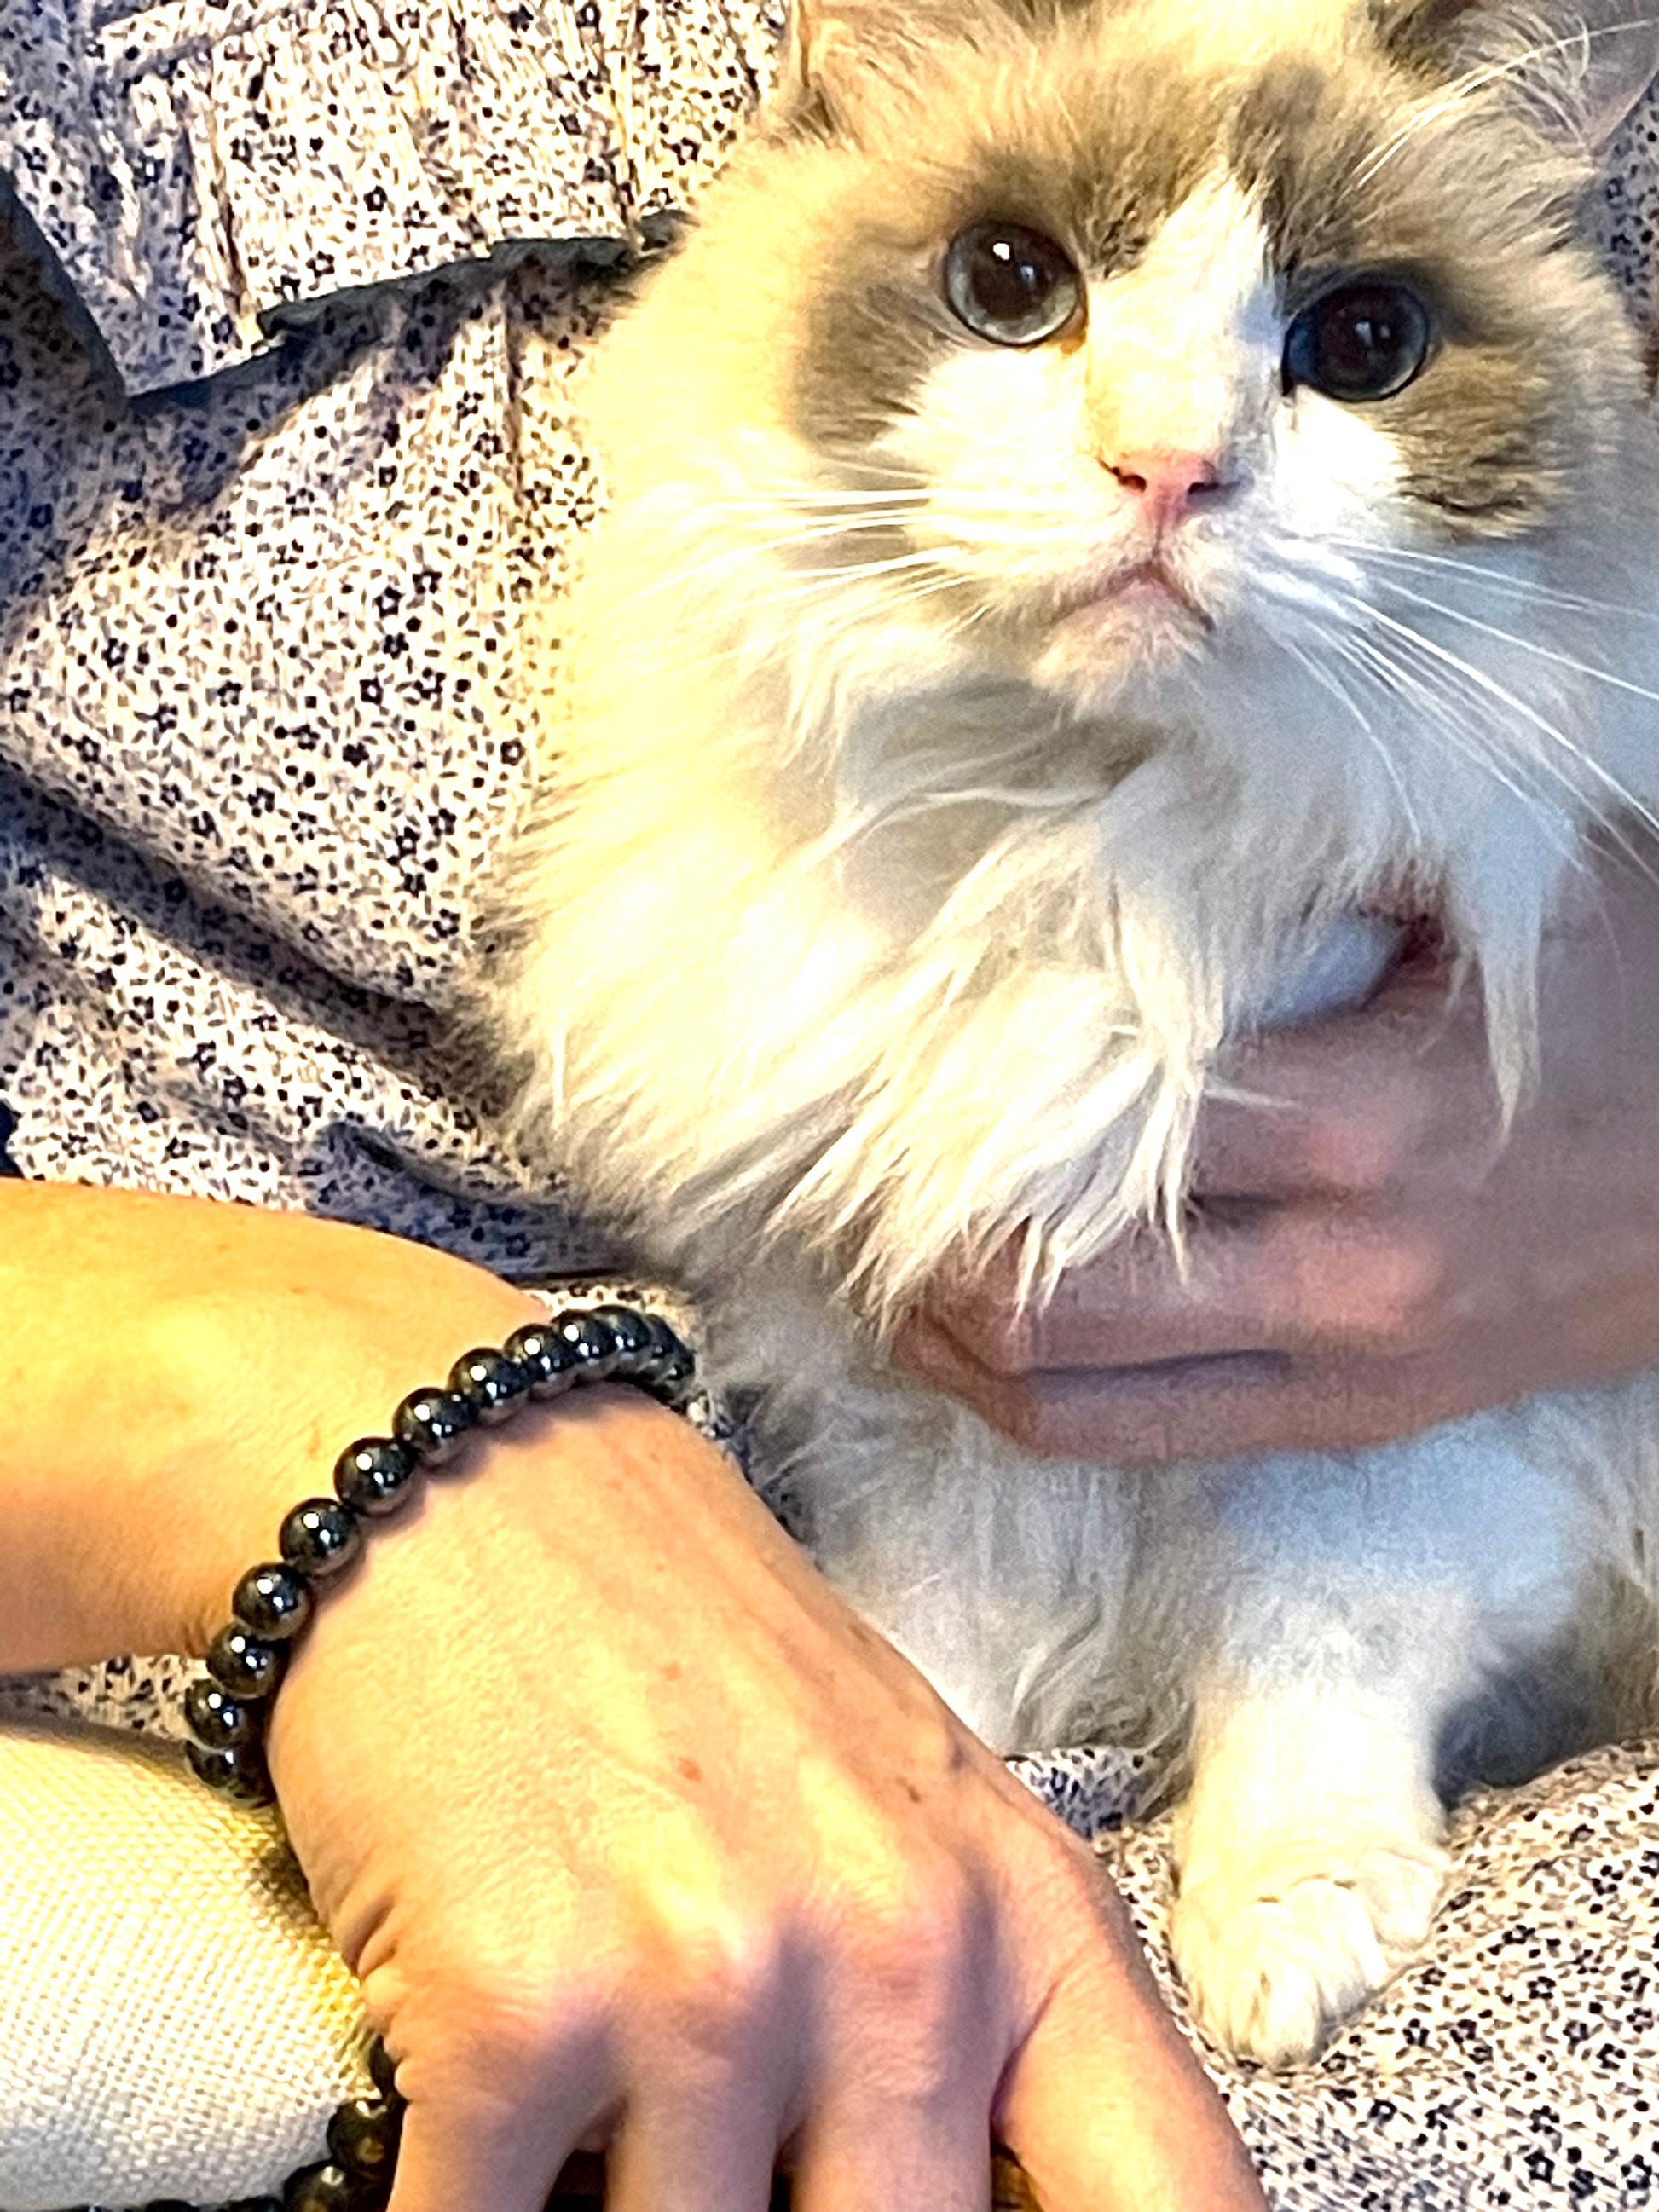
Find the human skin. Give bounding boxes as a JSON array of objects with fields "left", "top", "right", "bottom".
[
  {"left": 0, "top": 1181, "right": 1263, "bottom": 2212},
  {"left": 899, "top": 830, "right": 1659, "bottom": 1464}
]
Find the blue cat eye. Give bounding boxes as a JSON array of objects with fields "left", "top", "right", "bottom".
[
  {"left": 1283, "top": 276, "right": 1434, "bottom": 403},
  {"left": 943, "top": 221, "right": 1083, "bottom": 347}
]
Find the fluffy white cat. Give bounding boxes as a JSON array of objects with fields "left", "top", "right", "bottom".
[{"left": 494, "top": 0, "right": 1659, "bottom": 2062}]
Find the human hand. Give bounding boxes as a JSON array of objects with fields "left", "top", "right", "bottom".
[
  {"left": 269, "top": 1387, "right": 1263, "bottom": 2212},
  {"left": 897, "top": 833, "right": 1659, "bottom": 1464}
]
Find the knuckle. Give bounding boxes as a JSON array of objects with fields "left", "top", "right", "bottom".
[
  {"left": 842, "top": 1857, "right": 991, "bottom": 2101},
  {"left": 1347, "top": 1229, "right": 1447, "bottom": 1353},
  {"left": 1309, "top": 1072, "right": 1429, "bottom": 1193},
  {"left": 645, "top": 1893, "right": 789, "bottom": 2037},
  {"left": 413, "top": 1952, "right": 613, "bottom": 2088},
  {"left": 855, "top": 1852, "right": 980, "bottom": 2000},
  {"left": 981, "top": 1301, "right": 1038, "bottom": 1377}
]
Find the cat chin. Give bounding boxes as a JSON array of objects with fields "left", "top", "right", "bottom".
[{"left": 1028, "top": 588, "right": 1214, "bottom": 710}]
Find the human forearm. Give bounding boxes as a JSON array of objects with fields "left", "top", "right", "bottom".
[
  {"left": 0, "top": 1183, "right": 1264, "bottom": 2212},
  {"left": 0, "top": 1179, "right": 544, "bottom": 1670}
]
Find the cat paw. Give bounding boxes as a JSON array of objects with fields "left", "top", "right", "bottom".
[{"left": 1170, "top": 1839, "right": 1448, "bottom": 2066}]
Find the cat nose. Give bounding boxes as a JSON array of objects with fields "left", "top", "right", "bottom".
[{"left": 1102, "top": 448, "right": 1237, "bottom": 530}]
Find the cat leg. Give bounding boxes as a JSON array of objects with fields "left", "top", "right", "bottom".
[
  {"left": 1159, "top": 1404, "right": 1618, "bottom": 2066},
  {"left": 1168, "top": 1678, "right": 1449, "bottom": 2065}
]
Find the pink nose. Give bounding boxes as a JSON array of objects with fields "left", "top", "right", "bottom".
[{"left": 1104, "top": 449, "right": 1233, "bottom": 530}]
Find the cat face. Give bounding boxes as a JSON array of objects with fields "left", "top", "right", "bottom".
[
  {"left": 592, "top": 0, "right": 1654, "bottom": 745},
  {"left": 772, "top": 0, "right": 1645, "bottom": 717}
]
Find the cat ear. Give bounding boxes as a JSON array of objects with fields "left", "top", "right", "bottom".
[
  {"left": 1570, "top": 3, "right": 1659, "bottom": 151},
  {"left": 774, "top": 0, "right": 888, "bottom": 129},
  {"left": 773, "top": 0, "right": 1080, "bottom": 134},
  {"left": 1373, "top": 2, "right": 1659, "bottom": 155}
]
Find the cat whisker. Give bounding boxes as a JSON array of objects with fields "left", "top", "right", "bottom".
[
  {"left": 1352, "top": 626, "right": 1659, "bottom": 898},
  {"left": 1356, "top": 16, "right": 1659, "bottom": 188},
  {"left": 1275, "top": 630, "right": 1426, "bottom": 844},
  {"left": 1341, "top": 593, "right": 1659, "bottom": 867},
  {"left": 1371, "top": 575, "right": 1659, "bottom": 707},
  {"left": 1276, "top": 578, "right": 1558, "bottom": 829},
  {"left": 1332, "top": 540, "right": 1659, "bottom": 625},
  {"left": 651, "top": 512, "right": 1101, "bottom": 607},
  {"left": 1338, "top": 624, "right": 1575, "bottom": 841},
  {"left": 1344, "top": 603, "right": 1659, "bottom": 892},
  {"left": 613, "top": 563, "right": 975, "bottom": 687},
  {"left": 635, "top": 528, "right": 957, "bottom": 609},
  {"left": 703, "top": 492, "right": 937, "bottom": 514},
  {"left": 612, "top": 516, "right": 939, "bottom": 605}
]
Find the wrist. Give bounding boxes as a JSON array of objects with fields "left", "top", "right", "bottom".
[
  {"left": 160, "top": 1265, "right": 552, "bottom": 1659},
  {"left": 0, "top": 1193, "right": 547, "bottom": 1667},
  {"left": 180, "top": 1308, "right": 701, "bottom": 1817}
]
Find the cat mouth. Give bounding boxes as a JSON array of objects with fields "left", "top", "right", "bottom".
[{"left": 1058, "top": 557, "right": 1213, "bottom": 632}]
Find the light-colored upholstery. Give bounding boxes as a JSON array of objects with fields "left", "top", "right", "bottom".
[{"left": 0, "top": 1723, "right": 369, "bottom": 2210}]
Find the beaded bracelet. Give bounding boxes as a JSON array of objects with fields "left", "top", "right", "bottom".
[{"left": 180, "top": 1301, "right": 697, "bottom": 2212}]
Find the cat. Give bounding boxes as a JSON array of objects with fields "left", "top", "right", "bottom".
[{"left": 491, "top": 0, "right": 1659, "bottom": 2065}]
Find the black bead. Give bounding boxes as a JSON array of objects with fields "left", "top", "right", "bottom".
[
  {"left": 280, "top": 1497, "right": 363, "bottom": 1579},
  {"left": 502, "top": 1321, "right": 584, "bottom": 1400},
  {"left": 334, "top": 1436, "right": 418, "bottom": 1517},
  {"left": 328, "top": 2095, "right": 403, "bottom": 2179},
  {"left": 642, "top": 1312, "right": 696, "bottom": 1400},
  {"left": 207, "top": 1624, "right": 286, "bottom": 1700},
  {"left": 448, "top": 1345, "right": 535, "bottom": 1426},
  {"left": 184, "top": 1678, "right": 257, "bottom": 1750},
  {"left": 233, "top": 1562, "right": 315, "bottom": 1641},
  {"left": 282, "top": 2161, "right": 371, "bottom": 2212},
  {"left": 140, "top": 2199, "right": 197, "bottom": 2209},
  {"left": 554, "top": 1310, "right": 620, "bottom": 1380},
  {"left": 392, "top": 1385, "right": 476, "bottom": 1466},
  {"left": 223, "top": 2198, "right": 286, "bottom": 2212},
  {"left": 367, "top": 2037, "right": 402, "bottom": 2104},
  {"left": 587, "top": 1303, "right": 655, "bottom": 1372},
  {"left": 186, "top": 1736, "right": 274, "bottom": 1805}
]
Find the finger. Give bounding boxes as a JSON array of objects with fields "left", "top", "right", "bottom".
[
  {"left": 605, "top": 2089, "right": 784, "bottom": 2212},
  {"left": 1192, "top": 973, "right": 1494, "bottom": 1203},
  {"left": 789, "top": 2095, "right": 996, "bottom": 2212},
  {"left": 899, "top": 1310, "right": 1506, "bottom": 1462},
  {"left": 903, "top": 1206, "right": 1445, "bottom": 1378},
  {"left": 997, "top": 1875, "right": 1264, "bottom": 2212},
  {"left": 386, "top": 2079, "right": 603, "bottom": 2212}
]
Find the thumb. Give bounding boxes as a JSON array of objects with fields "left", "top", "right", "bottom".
[{"left": 995, "top": 1880, "right": 1263, "bottom": 2212}]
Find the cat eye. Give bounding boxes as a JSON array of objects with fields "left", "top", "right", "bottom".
[
  {"left": 1282, "top": 277, "right": 1434, "bottom": 403},
  {"left": 943, "top": 221, "right": 1083, "bottom": 347}
]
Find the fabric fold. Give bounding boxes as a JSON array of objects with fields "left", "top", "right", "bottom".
[{"left": 0, "top": 0, "right": 780, "bottom": 393}]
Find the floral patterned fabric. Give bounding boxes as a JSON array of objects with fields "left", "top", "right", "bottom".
[{"left": 0, "top": 6, "right": 1656, "bottom": 2207}]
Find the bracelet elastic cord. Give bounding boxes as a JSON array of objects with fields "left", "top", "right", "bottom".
[{"left": 180, "top": 1300, "right": 697, "bottom": 2212}]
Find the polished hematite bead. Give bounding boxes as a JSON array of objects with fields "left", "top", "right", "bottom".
[
  {"left": 587, "top": 1303, "right": 655, "bottom": 1372},
  {"left": 642, "top": 1312, "right": 696, "bottom": 1401},
  {"left": 448, "top": 1344, "right": 535, "bottom": 1425},
  {"left": 233, "top": 1561, "right": 315, "bottom": 1641},
  {"left": 186, "top": 1736, "right": 274, "bottom": 1805},
  {"left": 327, "top": 2095, "right": 403, "bottom": 2180},
  {"left": 184, "top": 1678, "right": 257, "bottom": 1750},
  {"left": 281, "top": 2160, "right": 372, "bottom": 2212},
  {"left": 280, "top": 1497, "right": 363, "bottom": 1579},
  {"left": 553, "top": 1309, "right": 621, "bottom": 1379},
  {"left": 392, "top": 1384, "right": 476, "bottom": 1466},
  {"left": 206, "top": 1624, "right": 286, "bottom": 1701},
  {"left": 367, "top": 2037, "right": 402, "bottom": 2104},
  {"left": 333, "top": 1436, "right": 417, "bottom": 1517},
  {"left": 502, "top": 1320, "right": 584, "bottom": 1399}
]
